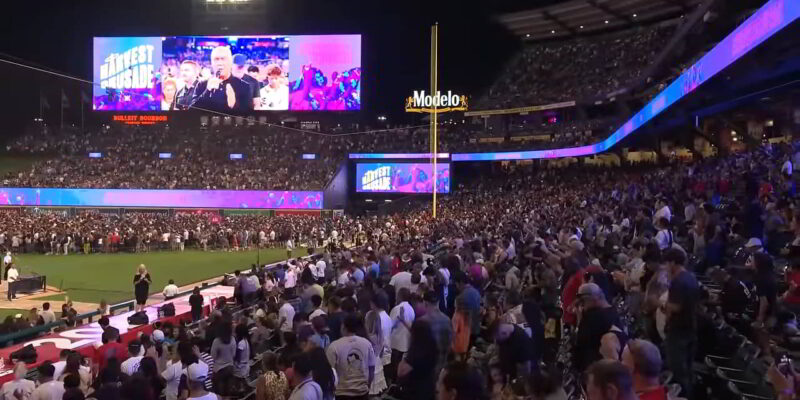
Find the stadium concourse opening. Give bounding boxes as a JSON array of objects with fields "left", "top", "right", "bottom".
[{"left": 1, "top": 0, "right": 800, "bottom": 399}]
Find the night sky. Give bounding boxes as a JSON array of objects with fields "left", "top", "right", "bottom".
[{"left": 0, "top": 0, "right": 568, "bottom": 136}]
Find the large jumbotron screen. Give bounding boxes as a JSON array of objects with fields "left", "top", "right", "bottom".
[
  {"left": 92, "top": 35, "right": 361, "bottom": 112},
  {"left": 356, "top": 163, "right": 451, "bottom": 194}
]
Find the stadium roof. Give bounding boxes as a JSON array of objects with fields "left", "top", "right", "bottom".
[{"left": 497, "top": 0, "right": 703, "bottom": 40}]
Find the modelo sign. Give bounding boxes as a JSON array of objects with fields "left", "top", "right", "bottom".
[{"left": 405, "top": 90, "right": 468, "bottom": 113}]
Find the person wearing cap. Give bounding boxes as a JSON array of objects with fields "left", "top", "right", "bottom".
[
  {"left": 574, "top": 282, "right": 624, "bottom": 372},
  {"left": 230, "top": 55, "right": 260, "bottom": 109},
  {"left": 708, "top": 267, "right": 752, "bottom": 317},
  {"left": 621, "top": 339, "right": 667, "bottom": 400},
  {"left": 1, "top": 362, "right": 35, "bottom": 400},
  {"left": 120, "top": 340, "right": 145, "bottom": 376},
  {"left": 662, "top": 248, "right": 698, "bottom": 398},
  {"left": 31, "top": 362, "right": 65, "bottom": 400},
  {"left": 186, "top": 362, "right": 219, "bottom": 400}
]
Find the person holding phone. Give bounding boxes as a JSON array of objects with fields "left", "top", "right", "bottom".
[{"left": 134, "top": 264, "right": 152, "bottom": 312}]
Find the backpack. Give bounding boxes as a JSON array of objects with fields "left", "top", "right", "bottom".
[
  {"left": 10, "top": 344, "right": 37, "bottom": 364},
  {"left": 127, "top": 311, "right": 149, "bottom": 325}
]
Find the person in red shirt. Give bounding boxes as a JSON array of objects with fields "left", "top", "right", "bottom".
[
  {"left": 621, "top": 339, "right": 667, "bottom": 400},
  {"left": 93, "top": 328, "right": 128, "bottom": 373}
]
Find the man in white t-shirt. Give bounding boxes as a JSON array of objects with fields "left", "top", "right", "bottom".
[
  {"left": 7, "top": 264, "right": 19, "bottom": 301},
  {"left": 31, "top": 362, "right": 64, "bottom": 400},
  {"left": 653, "top": 198, "right": 671, "bottom": 224},
  {"left": 286, "top": 239, "right": 294, "bottom": 259},
  {"left": 326, "top": 314, "right": 376, "bottom": 398},
  {"left": 388, "top": 269, "right": 427, "bottom": 295},
  {"left": 782, "top": 156, "right": 793, "bottom": 177},
  {"left": 388, "top": 288, "right": 415, "bottom": 380},
  {"left": 278, "top": 294, "right": 296, "bottom": 338},
  {"left": 120, "top": 341, "right": 144, "bottom": 376},
  {"left": 1, "top": 362, "right": 35, "bottom": 400},
  {"left": 314, "top": 259, "right": 326, "bottom": 282},
  {"left": 284, "top": 265, "right": 297, "bottom": 289},
  {"left": 163, "top": 279, "right": 180, "bottom": 299},
  {"left": 39, "top": 302, "right": 57, "bottom": 325}
]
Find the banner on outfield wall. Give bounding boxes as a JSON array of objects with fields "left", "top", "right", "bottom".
[
  {"left": 0, "top": 188, "right": 323, "bottom": 210},
  {"left": 464, "top": 101, "right": 576, "bottom": 117},
  {"left": 112, "top": 114, "right": 168, "bottom": 125}
]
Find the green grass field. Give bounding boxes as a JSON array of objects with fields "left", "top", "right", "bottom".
[
  {"left": 10, "top": 248, "right": 297, "bottom": 304},
  {"left": 0, "top": 154, "right": 46, "bottom": 176}
]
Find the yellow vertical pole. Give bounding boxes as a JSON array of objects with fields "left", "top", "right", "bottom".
[{"left": 431, "top": 24, "right": 438, "bottom": 219}]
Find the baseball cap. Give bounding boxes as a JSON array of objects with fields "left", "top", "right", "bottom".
[
  {"left": 151, "top": 329, "right": 165, "bottom": 343},
  {"left": 232, "top": 54, "right": 247, "bottom": 67},
  {"left": 187, "top": 361, "right": 209, "bottom": 382}
]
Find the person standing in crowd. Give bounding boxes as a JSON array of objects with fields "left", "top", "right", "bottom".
[
  {"left": 420, "top": 291, "right": 452, "bottom": 373},
  {"left": 190, "top": 287, "right": 204, "bottom": 322},
  {"left": 121, "top": 340, "right": 144, "bottom": 376},
  {"left": 233, "top": 323, "right": 251, "bottom": 382},
  {"left": 662, "top": 248, "right": 699, "bottom": 399},
  {"left": 31, "top": 362, "right": 65, "bottom": 400},
  {"left": 365, "top": 291, "right": 391, "bottom": 396},
  {"left": 1, "top": 362, "right": 35, "bottom": 400},
  {"left": 210, "top": 319, "right": 236, "bottom": 392},
  {"left": 326, "top": 314, "right": 375, "bottom": 400},
  {"left": 6, "top": 263, "right": 18, "bottom": 301},
  {"left": 279, "top": 292, "right": 296, "bottom": 344},
  {"left": 388, "top": 288, "right": 415, "bottom": 383},
  {"left": 397, "top": 320, "right": 439, "bottom": 400},
  {"left": 289, "top": 352, "right": 323, "bottom": 400},
  {"left": 186, "top": 362, "right": 219, "bottom": 400},
  {"left": 306, "top": 347, "right": 336, "bottom": 400},
  {"left": 454, "top": 272, "right": 481, "bottom": 344},
  {"left": 585, "top": 360, "right": 638, "bottom": 400},
  {"left": 133, "top": 264, "right": 152, "bottom": 313},
  {"left": 574, "top": 283, "right": 624, "bottom": 371},
  {"left": 255, "top": 352, "right": 288, "bottom": 400},
  {"left": 621, "top": 339, "right": 667, "bottom": 400}
]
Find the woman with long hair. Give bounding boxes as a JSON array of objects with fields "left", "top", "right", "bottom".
[
  {"left": 397, "top": 320, "right": 438, "bottom": 400},
  {"left": 138, "top": 357, "right": 166, "bottom": 397},
  {"left": 211, "top": 318, "right": 236, "bottom": 394},
  {"left": 234, "top": 322, "right": 251, "bottom": 380},
  {"left": 306, "top": 347, "right": 336, "bottom": 400},
  {"left": 58, "top": 353, "right": 91, "bottom": 394},
  {"left": 255, "top": 351, "right": 288, "bottom": 400},
  {"left": 365, "top": 291, "right": 391, "bottom": 395}
]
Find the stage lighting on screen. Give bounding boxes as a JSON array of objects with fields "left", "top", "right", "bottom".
[
  {"left": 89, "top": 152, "right": 103, "bottom": 158},
  {"left": 302, "top": 154, "right": 316, "bottom": 160},
  {"left": 229, "top": 153, "right": 243, "bottom": 160},
  {"left": 159, "top": 153, "right": 172, "bottom": 159}
]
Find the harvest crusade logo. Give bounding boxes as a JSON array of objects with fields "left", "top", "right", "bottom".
[
  {"left": 99, "top": 45, "right": 156, "bottom": 90},
  {"left": 361, "top": 166, "right": 392, "bottom": 191},
  {"left": 405, "top": 90, "right": 468, "bottom": 113}
]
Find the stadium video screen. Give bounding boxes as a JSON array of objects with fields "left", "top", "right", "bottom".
[
  {"left": 93, "top": 35, "right": 361, "bottom": 112},
  {"left": 356, "top": 163, "right": 451, "bottom": 194}
]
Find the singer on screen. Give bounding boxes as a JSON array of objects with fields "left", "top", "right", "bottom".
[{"left": 190, "top": 46, "right": 252, "bottom": 114}]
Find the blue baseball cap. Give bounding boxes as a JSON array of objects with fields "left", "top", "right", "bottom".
[{"left": 232, "top": 54, "right": 247, "bottom": 67}]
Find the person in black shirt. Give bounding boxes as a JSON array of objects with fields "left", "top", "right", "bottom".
[
  {"left": 232, "top": 54, "right": 260, "bottom": 109},
  {"left": 133, "top": 264, "right": 152, "bottom": 313},
  {"left": 191, "top": 46, "right": 253, "bottom": 114},
  {"left": 663, "top": 248, "right": 698, "bottom": 398},
  {"left": 491, "top": 320, "right": 535, "bottom": 380},
  {"left": 709, "top": 267, "right": 752, "bottom": 317},
  {"left": 189, "top": 286, "right": 204, "bottom": 322},
  {"left": 326, "top": 296, "right": 345, "bottom": 342},
  {"left": 574, "top": 283, "right": 624, "bottom": 372},
  {"left": 173, "top": 60, "right": 200, "bottom": 110}
]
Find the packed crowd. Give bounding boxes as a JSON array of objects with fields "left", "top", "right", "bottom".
[
  {"left": 2, "top": 118, "right": 621, "bottom": 191},
  {"left": 479, "top": 24, "right": 675, "bottom": 110},
  {"left": 3, "top": 139, "right": 800, "bottom": 400}
]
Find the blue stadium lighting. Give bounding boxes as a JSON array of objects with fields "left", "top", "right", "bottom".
[
  {"left": 158, "top": 153, "right": 172, "bottom": 159},
  {"left": 229, "top": 153, "right": 243, "bottom": 160},
  {"left": 302, "top": 154, "right": 317, "bottom": 160},
  {"left": 349, "top": 153, "right": 450, "bottom": 159},
  {"left": 452, "top": 0, "right": 799, "bottom": 162},
  {"left": 88, "top": 152, "right": 102, "bottom": 158}
]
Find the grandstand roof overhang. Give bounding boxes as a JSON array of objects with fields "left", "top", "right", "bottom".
[{"left": 497, "top": 0, "right": 702, "bottom": 40}]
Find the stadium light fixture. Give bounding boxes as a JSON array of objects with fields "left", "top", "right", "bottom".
[
  {"left": 551, "top": 30, "right": 556, "bottom": 34},
  {"left": 580, "top": 25, "right": 584, "bottom": 29},
  {"left": 526, "top": 34, "right": 531, "bottom": 38},
  {"left": 604, "top": 20, "right": 609, "bottom": 24},
  {"left": 632, "top": 14, "right": 637, "bottom": 18}
]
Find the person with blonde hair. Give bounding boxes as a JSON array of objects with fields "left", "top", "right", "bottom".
[
  {"left": 161, "top": 78, "right": 178, "bottom": 111},
  {"left": 134, "top": 264, "right": 152, "bottom": 312}
]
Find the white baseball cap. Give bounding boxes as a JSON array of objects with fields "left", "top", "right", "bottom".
[
  {"left": 151, "top": 329, "right": 165, "bottom": 342},
  {"left": 187, "top": 361, "right": 209, "bottom": 382}
]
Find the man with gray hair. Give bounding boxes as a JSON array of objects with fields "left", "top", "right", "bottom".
[
  {"left": 621, "top": 339, "right": 667, "bottom": 400},
  {"left": 191, "top": 45, "right": 252, "bottom": 113}
]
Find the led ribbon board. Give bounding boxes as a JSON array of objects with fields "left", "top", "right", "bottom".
[
  {"left": 452, "top": 0, "right": 799, "bottom": 161},
  {"left": 0, "top": 188, "right": 323, "bottom": 209}
]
